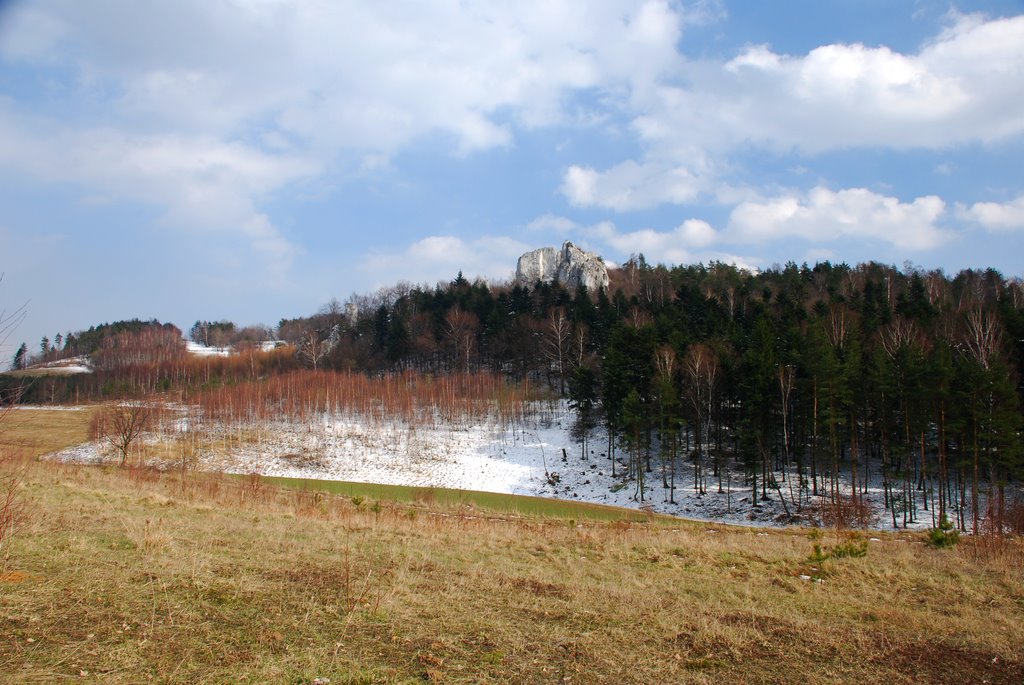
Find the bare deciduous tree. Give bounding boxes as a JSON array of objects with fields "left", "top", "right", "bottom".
[
  {"left": 444, "top": 308, "right": 479, "bottom": 373},
  {"left": 90, "top": 402, "right": 156, "bottom": 467},
  {"left": 824, "top": 304, "right": 850, "bottom": 351},
  {"left": 963, "top": 307, "right": 1001, "bottom": 371},
  {"left": 542, "top": 307, "right": 571, "bottom": 393},
  {"left": 879, "top": 317, "right": 925, "bottom": 359},
  {"left": 572, "top": 323, "right": 588, "bottom": 369},
  {"left": 299, "top": 329, "right": 330, "bottom": 370},
  {"left": 683, "top": 343, "right": 718, "bottom": 495}
]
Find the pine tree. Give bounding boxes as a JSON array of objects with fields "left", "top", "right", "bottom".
[{"left": 12, "top": 343, "right": 27, "bottom": 371}]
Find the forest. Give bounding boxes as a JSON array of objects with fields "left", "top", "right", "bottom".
[{"left": 6, "top": 258, "right": 1024, "bottom": 533}]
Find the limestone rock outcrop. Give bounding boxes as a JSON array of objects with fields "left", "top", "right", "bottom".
[{"left": 515, "top": 241, "right": 609, "bottom": 292}]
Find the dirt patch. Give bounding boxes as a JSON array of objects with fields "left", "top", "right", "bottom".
[{"left": 868, "top": 635, "right": 1023, "bottom": 685}]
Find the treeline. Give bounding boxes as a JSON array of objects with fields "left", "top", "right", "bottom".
[
  {"left": 278, "top": 260, "right": 1024, "bottom": 531},
  {"left": 189, "top": 320, "right": 274, "bottom": 348},
  {"left": 5, "top": 259, "right": 1022, "bottom": 531},
  {"left": 10, "top": 319, "right": 184, "bottom": 370},
  {"left": 2, "top": 318, "right": 300, "bottom": 403}
]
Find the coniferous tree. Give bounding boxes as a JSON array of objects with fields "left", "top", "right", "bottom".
[{"left": 12, "top": 343, "right": 27, "bottom": 371}]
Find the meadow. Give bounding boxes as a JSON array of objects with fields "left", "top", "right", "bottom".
[{"left": 1, "top": 407, "right": 1022, "bottom": 684}]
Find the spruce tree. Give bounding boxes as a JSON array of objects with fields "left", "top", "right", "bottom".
[{"left": 12, "top": 342, "right": 27, "bottom": 371}]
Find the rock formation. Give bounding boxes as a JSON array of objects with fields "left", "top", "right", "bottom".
[{"left": 515, "top": 241, "right": 609, "bottom": 292}]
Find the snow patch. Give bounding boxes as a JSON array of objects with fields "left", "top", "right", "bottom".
[
  {"left": 44, "top": 402, "right": 965, "bottom": 530},
  {"left": 186, "top": 341, "right": 231, "bottom": 356}
]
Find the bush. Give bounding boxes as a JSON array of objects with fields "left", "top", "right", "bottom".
[
  {"left": 830, "top": 539, "right": 869, "bottom": 559},
  {"left": 927, "top": 516, "right": 960, "bottom": 549},
  {"left": 807, "top": 529, "right": 869, "bottom": 562}
]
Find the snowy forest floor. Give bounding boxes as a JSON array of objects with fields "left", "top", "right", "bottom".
[{"left": 41, "top": 401, "right": 1004, "bottom": 532}]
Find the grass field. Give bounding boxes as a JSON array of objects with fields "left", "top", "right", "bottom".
[
  {"left": 1, "top": 407, "right": 1022, "bottom": 683},
  {"left": 0, "top": 404, "right": 655, "bottom": 522},
  {"left": 0, "top": 406, "right": 98, "bottom": 457},
  {"left": 256, "top": 475, "right": 658, "bottom": 522}
]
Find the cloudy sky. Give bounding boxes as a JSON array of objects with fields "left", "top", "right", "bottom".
[{"left": 2, "top": 0, "right": 1024, "bottom": 356}]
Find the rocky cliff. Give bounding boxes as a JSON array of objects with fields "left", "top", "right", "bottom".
[{"left": 515, "top": 241, "right": 609, "bottom": 292}]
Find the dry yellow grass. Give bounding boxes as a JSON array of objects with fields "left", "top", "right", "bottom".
[
  {"left": 0, "top": 458, "right": 1021, "bottom": 685},
  {"left": 0, "top": 406, "right": 96, "bottom": 458}
]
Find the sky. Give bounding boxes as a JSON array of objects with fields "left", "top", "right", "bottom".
[{"left": 2, "top": 0, "right": 1024, "bottom": 358}]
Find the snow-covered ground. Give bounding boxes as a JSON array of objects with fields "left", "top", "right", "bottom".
[
  {"left": 40, "top": 356, "right": 93, "bottom": 374},
  {"left": 185, "top": 340, "right": 285, "bottom": 356},
  {"left": 10, "top": 404, "right": 87, "bottom": 411},
  {"left": 9, "top": 356, "right": 93, "bottom": 375},
  {"left": 186, "top": 341, "right": 231, "bottom": 356},
  {"left": 48, "top": 402, "right": 961, "bottom": 530}
]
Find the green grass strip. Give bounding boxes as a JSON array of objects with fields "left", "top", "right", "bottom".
[{"left": 241, "top": 473, "right": 661, "bottom": 522}]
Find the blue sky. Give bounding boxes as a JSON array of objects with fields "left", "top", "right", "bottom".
[{"left": 2, "top": 0, "right": 1024, "bottom": 357}]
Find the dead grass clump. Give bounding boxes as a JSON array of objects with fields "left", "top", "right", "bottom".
[
  {"left": 415, "top": 488, "right": 437, "bottom": 507},
  {"left": 503, "top": 576, "right": 569, "bottom": 598},
  {"left": 0, "top": 452, "right": 28, "bottom": 556},
  {"left": 135, "top": 517, "right": 172, "bottom": 553},
  {"left": 960, "top": 533, "right": 1024, "bottom": 569},
  {"left": 125, "top": 464, "right": 162, "bottom": 485}
]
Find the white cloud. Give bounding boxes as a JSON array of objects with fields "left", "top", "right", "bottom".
[
  {"left": 360, "top": 235, "right": 531, "bottom": 287},
  {"left": 583, "top": 218, "right": 745, "bottom": 267},
  {"left": 0, "top": 1, "right": 698, "bottom": 155},
  {"left": 525, "top": 214, "right": 579, "bottom": 234},
  {"left": 0, "top": 0, "right": 713, "bottom": 282},
  {"left": 678, "top": 218, "right": 718, "bottom": 247},
  {"left": 562, "top": 160, "right": 705, "bottom": 211},
  {"left": 563, "top": 13, "right": 1024, "bottom": 210},
  {"left": 3, "top": 2, "right": 1021, "bottom": 280},
  {"left": 957, "top": 195, "right": 1024, "bottom": 230},
  {"left": 727, "top": 187, "right": 949, "bottom": 250},
  {"left": 0, "top": 104, "right": 316, "bottom": 280},
  {"left": 702, "top": 13, "right": 1024, "bottom": 151}
]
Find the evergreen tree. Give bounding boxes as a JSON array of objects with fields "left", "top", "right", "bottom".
[
  {"left": 12, "top": 342, "right": 27, "bottom": 371},
  {"left": 568, "top": 365, "right": 600, "bottom": 460}
]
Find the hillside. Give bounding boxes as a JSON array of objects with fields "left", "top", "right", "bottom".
[
  {"left": 2, "top": 411, "right": 1023, "bottom": 684},
  {"left": 42, "top": 399, "right": 945, "bottom": 530},
  {"left": 9, "top": 260, "right": 1024, "bottom": 537},
  {"left": 1, "top": 458, "right": 1022, "bottom": 684}
]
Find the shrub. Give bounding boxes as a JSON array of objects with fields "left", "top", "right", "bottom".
[
  {"left": 830, "top": 539, "right": 869, "bottom": 559},
  {"left": 807, "top": 529, "right": 869, "bottom": 562},
  {"left": 927, "top": 515, "right": 960, "bottom": 549}
]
